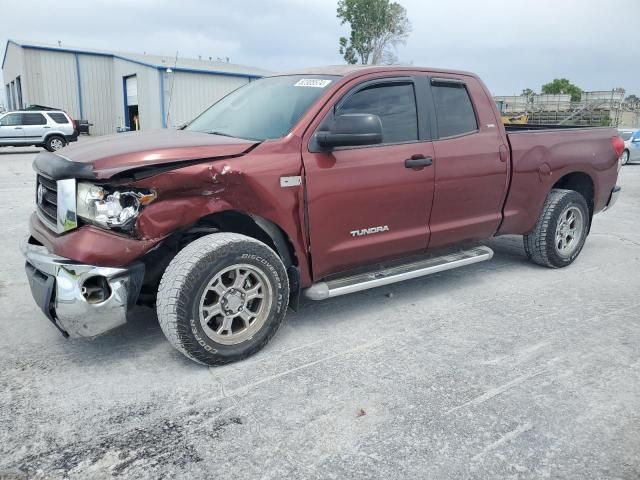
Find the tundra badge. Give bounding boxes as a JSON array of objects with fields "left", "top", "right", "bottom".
[{"left": 350, "top": 225, "right": 390, "bottom": 237}]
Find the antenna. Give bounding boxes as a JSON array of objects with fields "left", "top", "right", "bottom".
[{"left": 165, "top": 51, "right": 179, "bottom": 128}]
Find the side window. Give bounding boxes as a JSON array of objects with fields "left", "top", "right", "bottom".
[
  {"left": 0, "top": 113, "right": 21, "bottom": 126},
  {"left": 338, "top": 83, "right": 418, "bottom": 144},
  {"left": 22, "top": 113, "right": 47, "bottom": 126},
  {"left": 432, "top": 83, "right": 478, "bottom": 138},
  {"left": 47, "top": 112, "right": 70, "bottom": 124}
]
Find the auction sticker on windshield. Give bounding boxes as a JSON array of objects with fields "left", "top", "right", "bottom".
[{"left": 294, "top": 79, "right": 332, "bottom": 88}]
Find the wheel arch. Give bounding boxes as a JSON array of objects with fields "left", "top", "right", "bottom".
[
  {"left": 140, "top": 210, "right": 302, "bottom": 310},
  {"left": 551, "top": 171, "right": 595, "bottom": 221},
  {"left": 43, "top": 131, "right": 66, "bottom": 142}
]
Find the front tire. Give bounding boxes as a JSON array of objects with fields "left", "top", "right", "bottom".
[
  {"left": 157, "top": 233, "right": 289, "bottom": 366},
  {"left": 524, "top": 189, "right": 590, "bottom": 268},
  {"left": 45, "top": 135, "right": 66, "bottom": 152}
]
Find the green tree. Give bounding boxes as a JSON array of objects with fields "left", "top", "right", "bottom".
[
  {"left": 541, "top": 78, "right": 582, "bottom": 102},
  {"left": 338, "top": 0, "right": 411, "bottom": 65},
  {"left": 521, "top": 88, "right": 535, "bottom": 102}
]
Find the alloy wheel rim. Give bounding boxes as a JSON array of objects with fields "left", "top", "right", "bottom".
[
  {"left": 198, "top": 264, "right": 272, "bottom": 345},
  {"left": 555, "top": 206, "right": 584, "bottom": 258},
  {"left": 51, "top": 139, "right": 63, "bottom": 150}
]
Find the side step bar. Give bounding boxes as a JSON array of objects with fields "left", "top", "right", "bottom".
[{"left": 303, "top": 246, "right": 493, "bottom": 301}]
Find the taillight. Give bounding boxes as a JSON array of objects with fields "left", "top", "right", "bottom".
[
  {"left": 63, "top": 110, "right": 78, "bottom": 131},
  {"left": 612, "top": 136, "right": 625, "bottom": 158}
]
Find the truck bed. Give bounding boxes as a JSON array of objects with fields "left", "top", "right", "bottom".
[{"left": 498, "top": 125, "right": 619, "bottom": 236}]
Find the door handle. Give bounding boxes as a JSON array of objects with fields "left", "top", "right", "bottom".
[
  {"left": 499, "top": 144, "right": 508, "bottom": 163},
  {"left": 14, "top": 127, "right": 23, "bottom": 129},
  {"left": 405, "top": 155, "right": 433, "bottom": 169},
  {"left": 43, "top": 126, "right": 51, "bottom": 129}
]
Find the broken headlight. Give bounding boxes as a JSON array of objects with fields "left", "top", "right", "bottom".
[{"left": 76, "top": 182, "right": 157, "bottom": 230}]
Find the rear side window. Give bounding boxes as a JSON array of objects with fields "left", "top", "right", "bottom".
[
  {"left": 0, "top": 113, "right": 21, "bottom": 126},
  {"left": 47, "top": 112, "right": 69, "bottom": 124},
  {"left": 21, "top": 113, "right": 47, "bottom": 125},
  {"left": 338, "top": 83, "right": 418, "bottom": 144},
  {"left": 432, "top": 83, "right": 478, "bottom": 138}
]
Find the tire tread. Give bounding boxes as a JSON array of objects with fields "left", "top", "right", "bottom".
[
  {"left": 157, "top": 233, "right": 288, "bottom": 366},
  {"left": 523, "top": 188, "right": 588, "bottom": 269}
]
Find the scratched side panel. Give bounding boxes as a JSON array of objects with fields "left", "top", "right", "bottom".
[
  {"left": 132, "top": 138, "right": 312, "bottom": 285},
  {"left": 499, "top": 128, "right": 619, "bottom": 235}
]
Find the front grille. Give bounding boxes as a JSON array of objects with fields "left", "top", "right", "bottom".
[{"left": 37, "top": 174, "right": 58, "bottom": 229}]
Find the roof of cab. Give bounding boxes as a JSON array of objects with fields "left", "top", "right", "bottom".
[{"left": 275, "top": 64, "right": 477, "bottom": 79}]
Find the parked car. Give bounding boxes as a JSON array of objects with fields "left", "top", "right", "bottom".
[
  {"left": 23, "top": 66, "right": 623, "bottom": 366},
  {"left": 618, "top": 128, "right": 640, "bottom": 165},
  {"left": 0, "top": 110, "right": 78, "bottom": 151}
]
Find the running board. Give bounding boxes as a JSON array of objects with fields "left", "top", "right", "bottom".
[{"left": 303, "top": 246, "right": 493, "bottom": 301}]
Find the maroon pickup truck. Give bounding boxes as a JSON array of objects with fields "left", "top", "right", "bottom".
[{"left": 23, "top": 65, "right": 624, "bottom": 365}]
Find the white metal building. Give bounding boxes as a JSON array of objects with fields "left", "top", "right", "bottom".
[{"left": 2, "top": 40, "right": 271, "bottom": 135}]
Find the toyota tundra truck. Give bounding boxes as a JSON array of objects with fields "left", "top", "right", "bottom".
[{"left": 22, "top": 66, "right": 624, "bottom": 366}]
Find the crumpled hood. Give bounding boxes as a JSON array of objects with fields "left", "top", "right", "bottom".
[{"left": 35, "top": 129, "right": 259, "bottom": 180}]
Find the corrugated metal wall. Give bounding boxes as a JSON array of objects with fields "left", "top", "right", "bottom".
[
  {"left": 2, "top": 42, "right": 24, "bottom": 108},
  {"left": 78, "top": 54, "right": 115, "bottom": 135},
  {"left": 22, "top": 49, "right": 81, "bottom": 117},
  {"left": 3, "top": 43, "right": 260, "bottom": 135},
  {"left": 162, "top": 71, "right": 249, "bottom": 128}
]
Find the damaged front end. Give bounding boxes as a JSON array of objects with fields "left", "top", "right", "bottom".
[
  {"left": 24, "top": 132, "right": 307, "bottom": 338},
  {"left": 23, "top": 237, "right": 145, "bottom": 338}
]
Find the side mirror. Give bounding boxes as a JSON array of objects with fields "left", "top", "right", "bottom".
[
  {"left": 633, "top": 138, "right": 640, "bottom": 143},
  {"left": 316, "top": 114, "right": 383, "bottom": 149}
]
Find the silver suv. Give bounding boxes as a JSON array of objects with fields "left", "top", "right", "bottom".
[{"left": 0, "top": 110, "right": 78, "bottom": 151}]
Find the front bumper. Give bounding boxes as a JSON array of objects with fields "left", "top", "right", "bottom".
[
  {"left": 604, "top": 185, "right": 621, "bottom": 211},
  {"left": 22, "top": 238, "right": 144, "bottom": 338}
]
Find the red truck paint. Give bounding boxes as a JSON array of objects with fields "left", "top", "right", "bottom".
[{"left": 29, "top": 65, "right": 620, "bottom": 289}]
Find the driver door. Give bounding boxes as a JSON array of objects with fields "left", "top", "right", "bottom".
[{"left": 302, "top": 76, "right": 436, "bottom": 279}]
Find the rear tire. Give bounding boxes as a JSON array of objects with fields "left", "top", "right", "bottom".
[
  {"left": 45, "top": 135, "right": 66, "bottom": 152},
  {"left": 620, "top": 150, "right": 629, "bottom": 165},
  {"left": 157, "top": 233, "right": 289, "bottom": 366},
  {"left": 523, "top": 189, "right": 590, "bottom": 268}
]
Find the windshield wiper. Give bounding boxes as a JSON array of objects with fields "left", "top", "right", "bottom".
[
  {"left": 209, "top": 131, "right": 262, "bottom": 142},
  {"left": 209, "top": 130, "right": 237, "bottom": 138}
]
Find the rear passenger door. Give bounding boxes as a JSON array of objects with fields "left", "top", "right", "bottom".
[
  {"left": 21, "top": 113, "right": 49, "bottom": 143},
  {"left": 0, "top": 113, "right": 25, "bottom": 143},
  {"left": 423, "top": 76, "right": 509, "bottom": 248}
]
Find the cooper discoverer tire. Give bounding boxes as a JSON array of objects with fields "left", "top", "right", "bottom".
[
  {"left": 524, "top": 188, "right": 590, "bottom": 268},
  {"left": 157, "top": 233, "right": 289, "bottom": 366}
]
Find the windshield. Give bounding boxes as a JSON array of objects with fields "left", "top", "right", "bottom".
[
  {"left": 619, "top": 131, "right": 633, "bottom": 141},
  {"left": 185, "top": 75, "right": 338, "bottom": 141}
]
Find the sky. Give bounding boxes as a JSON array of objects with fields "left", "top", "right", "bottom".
[{"left": 2, "top": 0, "right": 639, "bottom": 106}]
